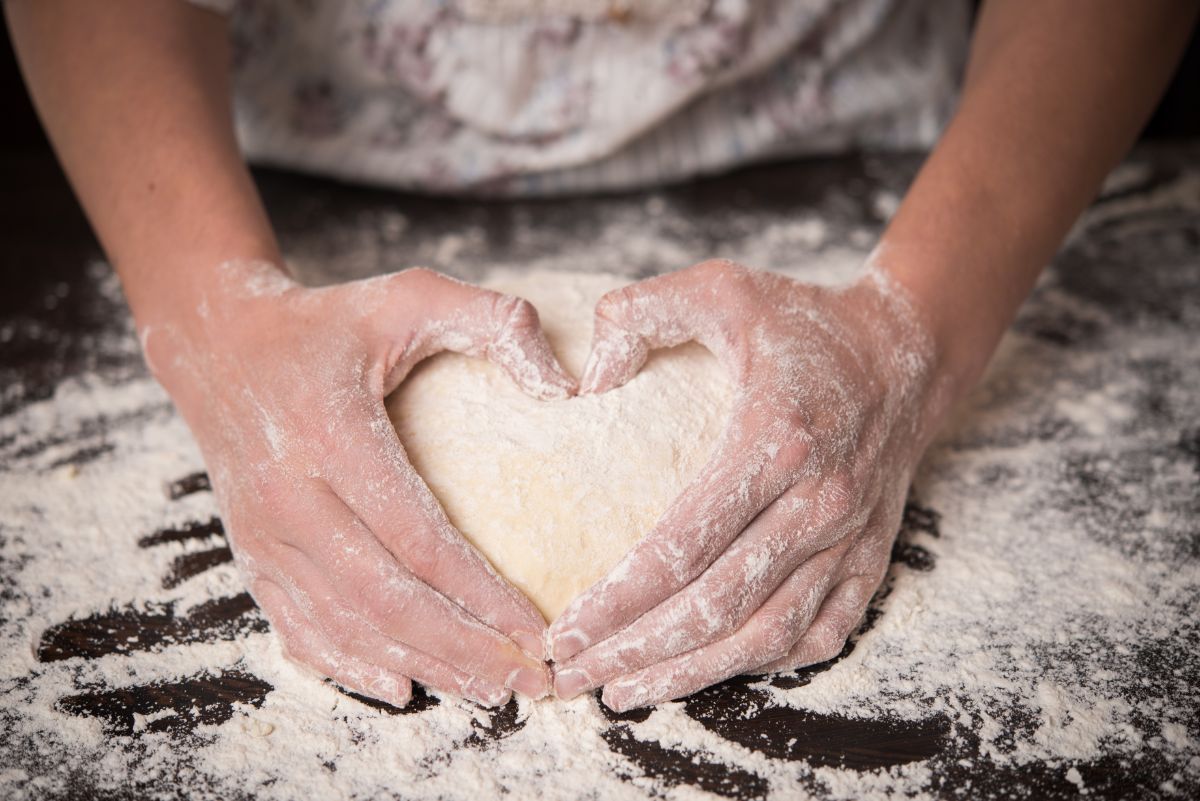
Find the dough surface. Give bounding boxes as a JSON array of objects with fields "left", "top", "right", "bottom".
[{"left": 387, "top": 271, "right": 733, "bottom": 621}]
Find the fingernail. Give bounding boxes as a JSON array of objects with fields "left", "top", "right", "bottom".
[
  {"left": 602, "top": 685, "right": 646, "bottom": 714},
  {"left": 578, "top": 358, "right": 608, "bottom": 396},
  {"left": 578, "top": 366, "right": 597, "bottom": 395},
  {"left": 381, "top": 678, "right": 411, "bottom": 708},
  {"left": 366, "top": 675, "right": 411, "bottom": 709},
  {"left": 553, "top": 668, "right": 593, "bottom": 701},
  {"left": 507, "top": 666, "right": 550, "bottom": 699},
  {"left": 511, "top": 630, "right": 545, "bottom": 660},
  {"left": 534, "top": 380, "right": 572, "bottom": 402},
  {"left": 468, "top": 682, "right": 512, "bottom": 708},
  {"left": 552, "top": 630, "right": 589, "bottom": 662},
  {"left": 552, "top": 365, "right": 579, "bottom": 396}
]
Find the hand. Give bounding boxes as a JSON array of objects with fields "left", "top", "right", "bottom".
[
  {"left": 143, "top": 261, "right": 576, "bottom": 708},
  {"left": 548, "top": 259, "right": 946, "bottom": 711}
]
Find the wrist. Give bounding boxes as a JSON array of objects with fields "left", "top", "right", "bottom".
[
  {"left": 121, "top": 239, "right": 288, "bottom": 323},
  {"left": 132, "top": 256, "right": 296, "bottom": 387},
  {"left": 838, "top": 266, "right": 957, "bottom": 451},
  {"left": 866, "top": 238, "right": 1021, "bottom": 410}
]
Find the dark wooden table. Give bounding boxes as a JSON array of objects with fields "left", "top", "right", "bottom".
[{"left": 2, "top": 148, "right": 1198, "bottom": 800}]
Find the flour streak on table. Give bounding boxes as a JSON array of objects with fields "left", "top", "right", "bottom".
[{"left": 1, "top": 150, "right": 1198, "bottom": 800}]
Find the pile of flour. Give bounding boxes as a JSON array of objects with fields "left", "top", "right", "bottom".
[{"left": 2, "top": 163, "right": 1198, "bottom": 800}]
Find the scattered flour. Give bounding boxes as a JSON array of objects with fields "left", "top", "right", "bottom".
[{"left": 1, "top": 168, "right": 1198, "bottom": 799}]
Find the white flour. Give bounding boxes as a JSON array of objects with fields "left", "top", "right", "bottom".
[{"left": 2, "top": 170, "right": 1198, "bottom": 799}]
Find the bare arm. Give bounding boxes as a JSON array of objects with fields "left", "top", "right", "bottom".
[
  {"left": 549, "top": 0, "right": 1200, "bottom": 709},
  {"left": 5, "top": 0, "right": 279, "bottom": 324},
  {"left": 7, "top": 0, "right": 569, "bottom": 706},
  {"left": 883, "top": 0, "right": 1200, "bottom": 399}
]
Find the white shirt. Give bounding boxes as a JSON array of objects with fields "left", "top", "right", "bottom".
[{"left": 190, "top": 0, "right": 969, "bottom": 195}]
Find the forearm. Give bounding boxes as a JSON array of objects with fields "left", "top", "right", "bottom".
[
  {"left": 880, "top": 0, "right": 1199, "bottom": 400},
  {"left": 5, "top": 0, "right": 281, "bottom": 330}
]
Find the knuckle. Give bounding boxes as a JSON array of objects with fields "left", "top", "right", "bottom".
[
  {"left": 779, "top": 404, "right": 814, "bottom": 435},
  {"left": 387, "top": 267, "right": 441, "bottom": 299},
  {"left": 777, "top": 404, "right": 808, "bottom": 434},
  {"left": 755, "top": 607, "right": 797, "bottom": 660},
  {"left": 349, "top": 577, "right": 404, "bottom": 625},
  {"left": 812, "top": 628, "right": 849, "bottom": 663},
  {"left": 593, "top": 286, "right": 637, "bottom": 326},
  {"left": 395, "top": 267, "right": 462, "bottom": 304},
  {"left": 400, "top": 537, "right": 443, "bottom": 583},
  {"left": 693, "top": 259, "right": 756, "bottom": 297},
  {"left": 771, "top": 427, "right": 814, "bottom": 478},
  {"left": 688, "top": 575, "right": 758, "bottom": 643},
  {"left": 651, "top": 537, "right": 707, "bottom": 589},
  {"left": 491, "top": 293, "right": 540, "bottom": 333},
  {"left": 693, "top": 258, "right": 744, "bottom": 279},
  {"left": 816, "top": 471, "right": 860, "bottom": 525},
  {"left": 683, "top": 598, "right": 732, "bottom": 645},
  {"left": 399, "top": 266, "right": 439, "bottom": 286}
]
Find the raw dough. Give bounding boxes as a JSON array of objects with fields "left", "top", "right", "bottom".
[{"left": 386, "top": 270, "right": 733, "bottom": 621}]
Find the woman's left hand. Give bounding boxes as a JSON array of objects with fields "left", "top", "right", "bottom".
[{"left": 549, "top": 259, "right": 949, "bottom": 711}]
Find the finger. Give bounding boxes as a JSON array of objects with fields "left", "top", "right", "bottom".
[
  {"left": 254, "top": 578, "right": 512, "bottom": 707},
  {"left": 554, "top": 486, "right": 857, "bottom": 700},
  {"left": 373, "top": 268, "right": 576, "bottom": 400},
  {"left": 253, "top": 579, "right": 415, "bottom": 708},
  {"left": 753, "top": 574, "right": 878, "bottom": 674},
  {"left": 480, "top": 290, "right": 578, "bottom": 400},
  {"left": 268, "top": 485, "right": 551, "bottom": 698},
  {"left": 548, "top": 409, "right": 811, "bottom": 663},
  {"left": 596, "top": 559, "right": 845, "bottom": 713},
  {"left": 269, "top": 537, "right": 549, "bottom": 699},
  {"left": 323, "top": 412, "right": 549, "bottom": 658},
  {"left": 579, "top": 259, "right": 755, "bottom": 394}
]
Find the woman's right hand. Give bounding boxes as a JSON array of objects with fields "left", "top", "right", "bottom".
[
  {"left": 143, "top": 261, "right": 575, "bottom": 708},
  {"left": 10, "top": 0, "right": 569, "bottom": 709}
]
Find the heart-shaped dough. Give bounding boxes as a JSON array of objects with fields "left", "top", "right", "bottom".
[{"left": 387, "top": 270, "right": 733, "bottom": 621}]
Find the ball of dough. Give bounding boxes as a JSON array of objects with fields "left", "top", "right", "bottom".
[{"left": 386, "top": 271, "right": 733, "bottom": 621}]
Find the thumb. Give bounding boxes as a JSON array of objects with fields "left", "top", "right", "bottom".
[
  {"left": 580, "top": 261, "right": 740, "bottom": 394},
  {"left": 578, "top": 310, "right": 650, "bottom": 396},
  {"left": 481, "top": 291, "right": 578, "bottom": 401},
  {"left": 387, "top": 268, "right": 577, "bottom": 401}
]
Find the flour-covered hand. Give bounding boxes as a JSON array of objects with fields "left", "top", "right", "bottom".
[
  {"left": 549, "top": 259, "right": 948, "bottom": 711},
  {"left": 144, "top": 262, "right": 574, "bottom": 708}
]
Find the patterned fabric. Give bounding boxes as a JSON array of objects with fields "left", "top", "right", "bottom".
[{"left": 189, "top": 0, "right": 969, "bottom": 195}]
